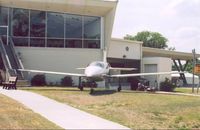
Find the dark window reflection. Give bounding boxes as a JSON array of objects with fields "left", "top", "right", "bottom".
[
  {"left": 12, "top": 8, "right": 29, "bottom": 36},
  {"left": 65, "top": 14, "right": 82, "bottom": 38},
  {"left": 0, "top": 27, "right": 7, "bottom": 35},
  {"left": 47, "top": 39, "right": 64, "bottom": 48},
  {"left": 1, "top": 36, "right": 7, "bottom": 45},
  {"left": 0, "top": 7, "right": 8, "bottom": 26},
  {"left": 65, "top": 39, "right": 82, "bottom": 48},
  {"left": 0, "top": 27, "right": 7, "bottom": 44},
  {"left": 30, "top": 10, "right": 46, "bottom": 37},
  {"left": 30, "top": 38, "right": 45, "bottom": 47},
  {"left": 84, "top": 16, "right": 100, "bottom": 39},
  {"left": 47, "top": 12, "right": 64, "bottom": 38},
  {"left": 12, "top": 37, "right": 28, "bottom": 46},
  {"left": 2, "top": 6, "right": 102, "bottom": 49},
  {"left": 84, "top": 40, "right": 100, "bottom": 49}
]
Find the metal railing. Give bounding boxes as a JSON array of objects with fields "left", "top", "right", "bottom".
[
  {"left": 9, "top": 37, "right": 24, "bottom": 69},
  {"left": 9, "top": 37, "right": 25, "bottom": 79},
  {"left": 0, "top": 38, "right": 12, "bottom": 80}
]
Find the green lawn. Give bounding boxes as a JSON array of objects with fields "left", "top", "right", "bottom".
[
  {"left": 21, "top": 87, "right": 200, "bottom": 129},
  {"left": 0, "top": 94, "right": 62, "bottom": 129},
  {"left": 175, "top": 87, "right": 200, "bottom": 94}
]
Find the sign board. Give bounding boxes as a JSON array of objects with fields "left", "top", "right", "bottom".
[{"left": 194, "top": 64, "right": 200, "bottom": 74}]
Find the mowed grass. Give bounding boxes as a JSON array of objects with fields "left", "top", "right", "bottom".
[
  {"left": 175, "top": 87, "right": 200, "bottom": 94},
  {"left": 21, "top": 87, "right": 200, "bottom": 129},
  {"left": 0, "top": 94, "right": 62, "bottom": 129}
]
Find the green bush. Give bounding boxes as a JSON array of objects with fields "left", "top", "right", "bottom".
[
  {"left": 31, "top": 74, "right": 46, "bottom": 86},
  {"left": 160, "top": 78, "right": 176, "bottom": 92},
  {"left": 60, "top": 76, "right": 73, "bottom": 86}
]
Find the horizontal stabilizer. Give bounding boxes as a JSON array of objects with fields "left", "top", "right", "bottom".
[
  {"left": 110, "top": 67, "right": 137, "bottom": 71},
  {"left": 76, "top": 68, "right": 86, "bottom": 70}
]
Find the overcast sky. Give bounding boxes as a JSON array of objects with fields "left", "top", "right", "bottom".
[{"left": 112, "top": 0, "right": 200, "bottom": 53}]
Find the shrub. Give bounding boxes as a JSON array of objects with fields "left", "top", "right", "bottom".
[
  {"left": 31, "top": 74, "right": 46, "bottom": 86},
  {"left": 160, "top": 78, "right": 176, "bottom": 92},
  {"left": 60, "top": 76, "right": 73, "bottom": 86}
]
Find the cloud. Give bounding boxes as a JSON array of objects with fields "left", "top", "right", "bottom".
[
  {"left": 161, "top": 0, "right": 184, "bottom": 16},
  {"left": 169, "top": 27, "right": 200, "bottom": 53},
  {"left": 161, "top": 0, "right": 200, "bottom": 17},
  {"left": 112, "top": 0, "right": 200, "bottom": 53},
  {"left": 175, "top": 27, "right": 200, "bottom": 38}
]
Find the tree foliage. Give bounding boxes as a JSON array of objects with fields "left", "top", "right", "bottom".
[{"left": 124, "top": 31, "right": 168, "bottom": 49}]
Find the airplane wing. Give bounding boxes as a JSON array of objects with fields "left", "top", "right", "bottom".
[
  {"left": 18, "top": 69, "right": 86, "bottom": 77},
  {"left": 110, "top": 67, "right": 137, "bottom": 71},
  {"left": 109, "top": 71, "right": 183, "bottom": 78}
]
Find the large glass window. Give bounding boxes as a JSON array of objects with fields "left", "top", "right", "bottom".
[
  {"left": 30, "top": 10, "right": 46, "bottom": 37},
  {"left": 2, "top": 6, "right": 102, "bottom": 49},
  {"left": 0, "top": 7, "right": 9, "bottom": 44},
  {"left": 65, "top": 14, "right": 82, "bottom": 39},
  {"left": 12, "top": 37, "right": 28, "bottom": 46},
  {"left": 65, "top": 39, "right": 82, "bottom": 48},
  {"left": 12, "top": 8, "right": 29, "bottom": 36},
  {"left": 0, "top": 27, "right": 7, "bottom": 44},
  {"left": 47, "top": 38, "right": 64, "bottom": 48},
  {"left": 84, "top": 40, "right": 100, "bottom": 49},
  {"left": 47, "top": 12, "right": 64, "bottom": 38},
  {"left": 30, "top": 38, "right": 45, "bottom": 47},
  {"left": 0, "top": 7, "right": 8, "bottom": 26},
  {"left": 84, "top": 16, "right": 101, "bottom": 39}
]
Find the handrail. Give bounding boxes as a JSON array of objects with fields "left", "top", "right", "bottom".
[
  {"left": 9, "top": 37, "right": 24, "bottom": 69},
  {"left": 0, "top": 38, "right": 12, "bottom": 70},
  {"left": 9, "top": 37, "right": 24, "bottom": 79},
  {"left": 0, "top": 38, "right": 11, "bottom": 79}
]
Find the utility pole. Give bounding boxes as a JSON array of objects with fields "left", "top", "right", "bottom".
[{"left": 192, "top": 49, "right": 196, "bottom": 93}]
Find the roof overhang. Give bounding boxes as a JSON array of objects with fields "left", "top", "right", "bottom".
[
  {"left": 143, "top": 47, "right": 200, "bottom": 60},
  {"left": 0, "top": 0, "right": 118, "bottom": 16},
  {"left": 111, "top": 38, "right": 143, "bottom": 45}
]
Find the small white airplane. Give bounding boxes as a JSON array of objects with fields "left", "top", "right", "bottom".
[{"left": 18, "top": 61, "right": 183, "bottom": 93}]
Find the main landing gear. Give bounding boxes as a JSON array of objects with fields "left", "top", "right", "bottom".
[
  {"left": 118, "top": 77, "right": 122, "bottom": 92},
  {"left": 78, "top": 77, "right": 83, "bottom": 91},
  {"left": 78, "top": 77, "right": 96, "bottom": 94}
]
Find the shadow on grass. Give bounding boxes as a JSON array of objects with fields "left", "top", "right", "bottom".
[{"left": 90, "top": 90, "right": 117, "bottom": 96}]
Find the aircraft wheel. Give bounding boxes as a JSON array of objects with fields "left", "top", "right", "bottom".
[
  {"left": 90, "top": 88, "right": 94, "bottom": 94},
  {"left": 117, "top": 87, "right": 121, "bottom": 92},
  {"left": 79, "top": 86, "right": 84, "bottom": 91}
]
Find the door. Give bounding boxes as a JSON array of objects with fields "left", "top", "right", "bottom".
[{"left": 144, "top": 64, "right": 158, "bottom": 87}]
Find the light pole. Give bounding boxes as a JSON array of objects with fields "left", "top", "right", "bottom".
[{"left": 192, "top": 49, "right": 196, "bottom": 93}]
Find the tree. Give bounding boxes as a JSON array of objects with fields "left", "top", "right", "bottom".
[{"left": 124, "top": 31, "right": 168, "bottom": 49}]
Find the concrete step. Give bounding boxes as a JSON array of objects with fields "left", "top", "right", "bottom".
[{"left": 17, "top": 80, "right": 30, "bottom": 87}]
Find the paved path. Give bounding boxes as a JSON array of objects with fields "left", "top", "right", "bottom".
[{"left": 0, "top": 88, "right": 130, "bottom": 130}]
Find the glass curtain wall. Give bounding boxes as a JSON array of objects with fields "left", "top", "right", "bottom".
[
  {"left": 0, "top": 6, "right": 101, "bottom": 49},
  {"left": 0, "top": 7, "right": 9, "bottom": 44}
]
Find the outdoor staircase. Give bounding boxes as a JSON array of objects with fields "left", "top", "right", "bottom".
[{"left": 0, "top": 37, "right": 26, "bottom": 81}]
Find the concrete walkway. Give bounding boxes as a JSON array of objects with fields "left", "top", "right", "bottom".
[{"left": 0, "top": 88, "right": 130, "bottom": 130}]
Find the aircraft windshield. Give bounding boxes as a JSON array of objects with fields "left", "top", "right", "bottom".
[{"left": 89, "top": 62, "right": 104, "bottom": 68}]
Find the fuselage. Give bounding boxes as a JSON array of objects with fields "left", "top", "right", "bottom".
[{"left": 84, "top": 61, "right": 110, "bottom": 80}]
